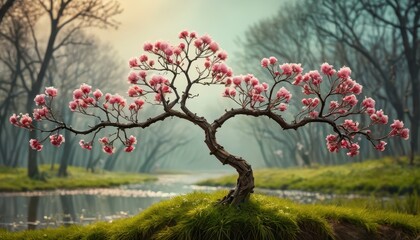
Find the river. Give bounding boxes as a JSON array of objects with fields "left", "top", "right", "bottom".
[{"left": 0, "top": 173, "right": 340, "bottom": 231}]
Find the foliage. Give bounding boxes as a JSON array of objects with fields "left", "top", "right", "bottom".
[
  {"left": 0, "top": 192, "right": 418, "bottom": 240},
  {"left": 199, "top": 157, "right": 420, "bottom": 196},
  {"left": 0, "top": 165, "right": 155, "bottom": 192}
]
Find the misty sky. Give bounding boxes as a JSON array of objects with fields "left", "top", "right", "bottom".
[{"left": 93, "top": 1, "right": 287, "bottom": 170}]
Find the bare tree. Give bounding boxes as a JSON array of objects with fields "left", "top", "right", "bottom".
[{"left": 0, "top": 0, "right": 122, "bottom": 178}]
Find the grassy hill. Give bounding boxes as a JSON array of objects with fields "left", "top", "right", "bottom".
[{"left": 0, "top": 191, "right": 418, "bottom": 240}]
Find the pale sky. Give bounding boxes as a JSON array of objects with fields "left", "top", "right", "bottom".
[{"left": 95, "top": 0, "right": 284, "bottom": 64}]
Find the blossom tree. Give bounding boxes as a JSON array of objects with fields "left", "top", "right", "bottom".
[{"left": 10, "top": 31, "right": 409, "bottom": 205}]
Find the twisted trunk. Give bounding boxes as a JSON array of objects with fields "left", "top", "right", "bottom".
[{"left": 203, "top": 125, "right": 255, "bottom": 205}]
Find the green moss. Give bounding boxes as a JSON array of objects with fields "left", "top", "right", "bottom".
[
  {"left": 198, "top": 157, "right": 420, "bottom": 196},
  {"left": 1, "top": 192, "right": 418, "bottom": 240},
  {"left": 0, "top": 165, "right": 156, "bottom": 192}
]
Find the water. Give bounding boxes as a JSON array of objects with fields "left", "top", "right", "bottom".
[{"left": 0, "top": 173, "right": 343, "bottom": 231}]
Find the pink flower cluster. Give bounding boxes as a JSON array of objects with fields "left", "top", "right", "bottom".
[
  {"left": 29, "top": 139, "right": 43, "bottom": 151},
  {"left": 148, "top": 75, "right": 172, "bottom": 103},
  {"left": 69, "top": 84, "right": 99, "bottom": 111},
  {"left": 79, "top": 140, "right": 92, "bottom": 150},
  {"left": 325, "top": 134, "right": 360, "bottom": 156},
  {"left": 390, "top": 120, "right": 410, "bottom": 140},
  {"left": 50, "top": 134, "right": 65, "bottom": 147},
  {"left": 211, "top": 63, "right": 233, "bottom": 82},
  {"left": 223, "top": 74, "right": 270, "bottom": 108},
  {"left": 260, "top": 57, "right": 303, "bottom": 77},
  {"left": 9, "top": 113, "right": 33, "bottom": 129},
  {"left": 98, "top": 137, "right": 115, "bottom": 155},
  {"left": 124, "top": 135, "right": 137, "bottom": 153}
]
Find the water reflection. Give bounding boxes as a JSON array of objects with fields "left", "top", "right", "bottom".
[
  {"left": 0, "top": 173, "right": 224, "bottom": 231},
  {"left": 0, "top": 173, "right": 346, "bottom": 231}
]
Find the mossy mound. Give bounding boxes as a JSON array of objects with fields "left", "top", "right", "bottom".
[{"left": 1, "top": 191, "right": 419, "bottom": 240}]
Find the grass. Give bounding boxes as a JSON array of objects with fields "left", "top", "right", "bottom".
[
  {"left": 198, "top": 156, "right": 420, "bottom": 196},
  {"left": 0, "top": 191, "right": 418, "bottom": 240},
  {"left": 0, "top": 165, "right": 156, "bottom": 192}
]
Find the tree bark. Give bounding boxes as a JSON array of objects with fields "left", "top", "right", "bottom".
[{"left": 203, "top": 126, "right": 255, "bottom": 205}]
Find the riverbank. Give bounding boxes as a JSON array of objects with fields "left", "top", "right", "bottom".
[
  {"left": 1, "top": 191, "right": 418, "bottom": 240},
  {"left": 198, "top": 157, "right": 420, "bottom": 196},
  {"left": 0, "top": 165, "right": 156, "bottom": 192}
]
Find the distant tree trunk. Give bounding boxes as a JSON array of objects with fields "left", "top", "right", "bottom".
[
  {"left": 0, "top": 0, "right": 15, "bottom": 24},
  {"left": 27, "top": 196, "right": 39, "bottom": 230}
]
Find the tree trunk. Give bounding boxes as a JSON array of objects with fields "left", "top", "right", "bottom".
[
  {"left": 203, "top": 127, "right": 255, "bottom": 205},
  {"left": 27, "top": 128, "right": 40, "bottom": 178}
]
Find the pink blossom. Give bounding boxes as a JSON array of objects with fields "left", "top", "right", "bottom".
[
  {"left": 329, "top": 101, "right": 339, "bottom": 109},
  {"left": 253, "top": 84, "right": 265, "bottom": 94},
  {"left": 102, "top": 145, "right": 115, "bottom": 155},
  {"left": 128, "top": 72, "right": 139, "bottom": 84},
  {"left": 34, "top": 94, "right": 46, "bottom": 106},
  {"left": 73, "top": 89, "right": 84, "bottom": 100},
  {"left": 80, "top": 83, "right": 92, "bottom": 94},
  {"left": 400, "top": 128, "right": 410, "bottom": 140},
  {"left": 293, "top": 74, "right": 303, "bottom": 85},
  {"left": 143, "top": 42, "right": 153, "bottom": 51},
  {"left": 148, "top": 60, "right": 155, "bottom": 67},
  {"left": 302, "top": 85, "right": 312, "bottom": 95},
  {"left": 217, "top": 51, "right": 228, "bottom": 60},
  {"left": 99, "top": 137, "right": 109, "bottom": 145},
  {"left": 79, "top": 140, "right": 92, "bottom": 150},
  {"left": 325, "top": 134, "right": 339, "bottom": 152},
  {"left": 278, "top": 103, "right": 287, "bottom": 111},
  {"left": 320, "top": 62, "right": 336, "bottom": 76},
  {"left": 128, "top": 57, "right": 138, "bottom": 68},
  {"left": 362, "top": 97, "right": 375, "bottom": 109},
  {"left": 309, "top": 111, "right": 319, "bottom": 118},
  {"left": 370, "top": 109, "right": 388, "bottom": 124},
  {"left": 194, "top": 39, "right": 203, "bottom": 49},
  {"left": 269, "top": 56, "right": 277, "bottom": 65},
  {"left": 280, "top": 63, "right": 293, "bottom": 75},
  {"left": 343, "top": 119, "right": 359, "bottom": 132},
  {"left": 126, "top": 135, "right": 137, "bottom": 145},
  {"left": 262, "top": 82, "right": 269, "bottom": 91},
  {"left": 154, "top": 93, "right": 162, "bottom": 102},
  {"left": 164, "top": 48, "right": 173, "bottom": 56},
  {"left": 109, "top": 94, "right": 126, "bottom": 107},
  {"left": 178, "top": 43, "right": 186, "bottom": 50},
  {"left": 250, "top": 77, "right": 259, "bottom": 86},
  {"left": 343, "top": 94, "right": 358, "bottom": 106},
  {"left": 276, "top": 87, "right": 292, "bottom": 103},
  {"left": 139, "top": 54, "right": 148, "bottom": 62},
  {"left": 93, "top": 89, "right": 103, "bottom": 100},
  {"left": 390, "top": 120, "right": 404, "bottom": 130},
  {"left": 128, "top": 86, "right": 144, "bottom": 97},
  {"left": 45, "top": 87, "right": 58, "bottom": 97},
  {"left": 204, "top": 60, "right": 211, "bottom": 69},
  {"left": 351, "top": 83, "right": 363, "bottom": 95},
  {"left": 189, "top": 31, "right": 197, "bottom": 38},
  {"left": 20, "top": 114, "right": 32, "bottom": 128},
  {"left": 309, "top": 70, "right": 322, "bottom": 86},
  {"left": 337, "top": 66, "right": 351, "bottom": 79},
  {"left": 222, "top": 87, "right": 231, "bottom": 97},
  {"left": 50, "top": 134, "right": 65, "bottom": 147},
  {"left": 135, "top": 99, "right": 145, "bottom": 109},
  {"left": 291, "top": 63, "right": 303, "bottom": 74},
  {"left": 346, "top": 143, "right": 360, "bottom": 157},
  {"left": 366, "top": 107, "right": 375, "bottom": 116},
  {"left": 229, "top": 88, "right": 237, "bottom": 97},
  {"left": 69, "top": 101, "right": 78, "bottom": 111},
  {"left": 179, "top": 30, "right": 189, "bottom": 39},
  {"left": 375, "top": 141, "right": 387, "bottom": 152},
  {"left": 29, "top": 139, "right": 43, "bottom": 151},
  {"left": 261, "top": 58, "right": 269, "bottom": 68},
  {"left": 232, "top": 76, "right": 242, "bottom": 86},
  {"left": 200, "top": 34, "right": 212, "bottom": 44},
  {"left": 9, "top": 114, "right": 18, "bottom": 125},
  {"left": 208, "top": 42, "right": 219, "bottom": 52},
  {"left": 124, "top": 145, "right": 135, "bottom": 153},
  {"left": 33, "top": 107, "right": 49, "bottom": 120},
  {"left": 174, "top": 47, "right": 183, "bottom": 56}
]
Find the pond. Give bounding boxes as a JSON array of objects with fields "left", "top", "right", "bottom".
[{"left": 0, "top": 173, "right": 340, "bottom": 231}]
